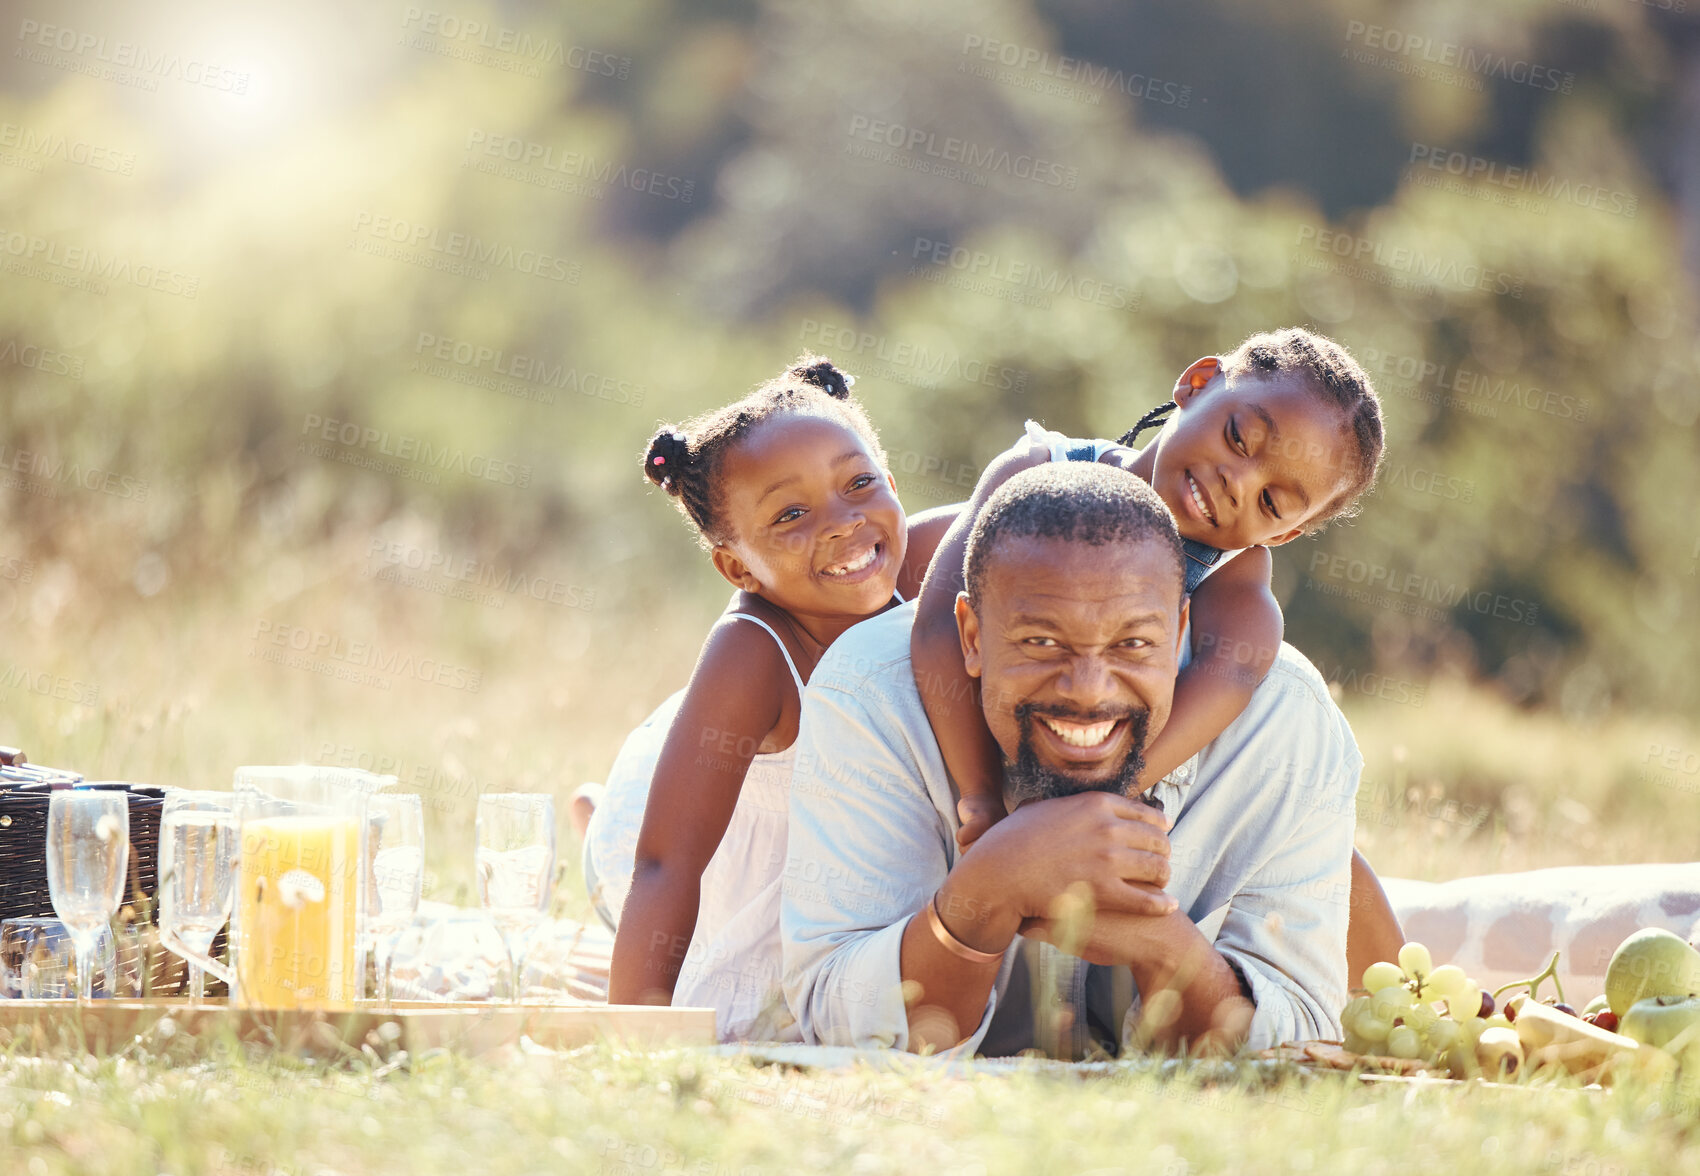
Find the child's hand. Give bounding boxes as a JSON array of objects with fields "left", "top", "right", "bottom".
[{"left": 956, "top": 793, "right": 1009, "bottom": 853}]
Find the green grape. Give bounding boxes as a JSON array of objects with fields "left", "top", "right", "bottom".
[
  {"left": 1397, "top": 942, "right": 1433, "bottom": 981},
  {"left": 1341, "top": 995, "right": 1370, "bottom": 1025},
  {"left": 1445, "top": 988, "right": 1483, "bottom": 1021},
  {"left": 1483, "top": 1013, "right": 1512, "bottom": 1031},
  {"left": 1354, "top": 1009, "right": 1391, "bottom": 1043},
  {"left": 1371, "top": 985, "right": 1416, "bottom": 1017},
  {"left": 1428, "top": 1019, "right": 1462, "bottom": 1052},
  {"left": 1403, "top": 1002, "right": 1439, "bottom": 1033},
  {"left": 1425, "top": 964, "right": 1469, "bottom": 1003},
  {"left": 1458, "top": 1016, "right": 1487, "bottom": 1047},
  {"left": 1362, "top": 961, "right": 1405, "bottom": 993},
  {"left": 1387, "top": 1025, "right": 1422, "bottom": 1059},
  {"left": 1342, "top": 1030, "right": 1371, "bottom": 1055}
]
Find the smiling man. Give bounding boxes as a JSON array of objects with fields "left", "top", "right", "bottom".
[{"left": 781, "top": 463, "right": 1361, "bottom": 1057}]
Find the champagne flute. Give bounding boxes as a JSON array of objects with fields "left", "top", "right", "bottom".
[
  {"left": 157, "top": 791, "right": 237, "bottom": 1006},
  {"left": 475, "top": 793, "right": 555, "bottom": 998},
  {"left": 45, "top": 790, "right": 130, "bottom": 1006},
  {"left": 366, "top": 793, "right": 424, "bottom": 1006}
]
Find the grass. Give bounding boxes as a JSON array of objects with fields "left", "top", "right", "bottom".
[
  {"left": 1, "top": 1039, "right": 1697, "bottom": 1175},
  {"left": 4, "top": 524, "right": 1699, "bottom": 1173}
]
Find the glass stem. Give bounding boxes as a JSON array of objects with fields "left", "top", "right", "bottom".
[
  {"left": 376, "top": 936, "right": 393, "bottom": 1009},
  {"left": 189, "top": 963, "right": 205, "bottom": 1007},
  {"left": 75, "top": 942, "right": 93, "bottom": 1006}
]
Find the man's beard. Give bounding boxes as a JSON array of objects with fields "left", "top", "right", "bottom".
[{"left": 1004, "top": 702, "right": 1150, "bottom": 804}]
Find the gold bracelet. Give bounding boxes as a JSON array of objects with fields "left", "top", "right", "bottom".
[{"left": 924, "top": 891, "right": 1005, "bottom": 965}]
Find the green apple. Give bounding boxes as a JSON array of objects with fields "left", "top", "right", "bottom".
[
  {"left": 1620, "top": 995, "right": 1700, "bottom": 1066},
  {"left": 1605, "top": 929, "right": 1700, "bottom": 1017}
]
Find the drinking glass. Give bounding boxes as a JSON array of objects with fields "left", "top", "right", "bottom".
[
  {"left": 366, "top": 793, "right": 424, "bottom": 1005},
  {"left": 157, "top": 790, "right": 238, "bottom": 1006},
  {"left": 0, "top": 917, "right": 118, "bottom": 998},
  {"left": 475, "top": 793, "right": 555, "bottom": 996},
  {"left": 45, "top": 790, "right": 130, "bottom": 1005},
  {"left": 386, "top": 908, "right": 512, "bottom": 1003}
]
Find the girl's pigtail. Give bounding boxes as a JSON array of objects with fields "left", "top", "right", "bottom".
[
  {"left": 792, "top": 359, "right": 855, "bottom": 400},
  {"left": 1116, "top": 400, "right": 1177, "bottom": 448},
  {"left": 643, "top": 427, "right": 693, "bottom": 496}
]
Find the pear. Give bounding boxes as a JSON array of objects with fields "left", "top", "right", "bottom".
[
  {"left": 1604, "top": 929, "right": 1700, "bottom": 1017},
  {"left": 1619, "top": 994, "right": 1700, "bottom": 1064}
]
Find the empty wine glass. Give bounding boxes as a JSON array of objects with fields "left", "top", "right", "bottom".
[
  {"left": 366, "top": 793, "right": 424, "bottom": 1005},
  {"left": 475, "top": 793, "right": 555, "bottom": 997},
  {"left": 45, "top": 789, "right": 130, "bottom": 1005},
  {"left": 157, "top": 790, "right": 237, "bottom": 1006}
]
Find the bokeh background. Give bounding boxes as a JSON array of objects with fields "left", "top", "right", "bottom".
[{"left": 4, "top": 0, "right": 1698, "bottom": 904}]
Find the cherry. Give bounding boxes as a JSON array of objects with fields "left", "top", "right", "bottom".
[{"left": 1593, "top": 1011, "right": 1618, "bottom": 1033}]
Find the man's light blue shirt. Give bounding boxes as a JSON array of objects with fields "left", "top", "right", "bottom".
[{"left": 781, "top": 602, "right": 1360, "bottom": 1055}]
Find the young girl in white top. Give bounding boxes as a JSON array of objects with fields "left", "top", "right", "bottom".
[{"left": 588, "top": 357, "right": 953, "bottom": 1039}]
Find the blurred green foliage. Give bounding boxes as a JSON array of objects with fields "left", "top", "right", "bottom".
[{"left": 2, "top": 0, "right": 1697, "bottom": 736}]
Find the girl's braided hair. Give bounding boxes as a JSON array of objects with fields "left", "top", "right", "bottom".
[
  {"left": 642, "top": 355, "right": 885, "bottom": 545},
  {"left": 1117, "top": 327, "right": 1385, "bottom": 528}
]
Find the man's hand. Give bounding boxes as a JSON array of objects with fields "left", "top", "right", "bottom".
[{"left": 958, "top": 790, "right": 1178, "bottom": 933}]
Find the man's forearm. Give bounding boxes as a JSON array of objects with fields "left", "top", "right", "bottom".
[{"left": 896, "top": 867, "right": 1020, "bottom": 1053}]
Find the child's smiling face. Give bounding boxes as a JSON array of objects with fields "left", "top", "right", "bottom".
[
  {"left": 1146, "top": 368, "right": 1356, "bottom": 551},
  {"left": 711, "top": 413, "right": 907, "bottom": 620}
]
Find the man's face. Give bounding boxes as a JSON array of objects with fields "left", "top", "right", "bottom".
[{"left": 957, "top": 534, "right": 1188, "bottom": 804}]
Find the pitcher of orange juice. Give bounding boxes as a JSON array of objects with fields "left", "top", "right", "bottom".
[{"left": 173, "top": 766, "right": 389, "bottom": 1007}]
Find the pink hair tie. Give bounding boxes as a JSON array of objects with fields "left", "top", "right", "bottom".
[{"left": 652, "top": 455, "right": 665, "bottom": 465}]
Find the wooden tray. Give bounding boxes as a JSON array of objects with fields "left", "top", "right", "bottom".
[{"left": 0, "top": 999, "right": 715, "bottom": 1059}]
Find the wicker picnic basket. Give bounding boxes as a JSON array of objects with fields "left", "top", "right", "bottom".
[{"left": 0, "top": 746, "right": 221, "bottom": 996}]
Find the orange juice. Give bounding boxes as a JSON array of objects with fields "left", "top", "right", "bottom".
[{"left": 236, "top": 815, "right": 361, "bottom": 1005}]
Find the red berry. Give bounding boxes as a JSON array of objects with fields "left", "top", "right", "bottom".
[
  {"left": 1477, "top": 991, "right": 1495, "bottom": 1018},
  {"left": 1553, "top": 1003, "right": 1576, "bottom": 1017},
  {"left": 1593, "top": 1011, "right": 1618, "bottom": 1033},
  {"left": 1504, "top": 1002, "right": 1516, "bottom": 1022}
]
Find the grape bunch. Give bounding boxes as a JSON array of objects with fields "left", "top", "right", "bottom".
[{"left": 1340, "top": 942, "right": 1492, "bottom": 1071}]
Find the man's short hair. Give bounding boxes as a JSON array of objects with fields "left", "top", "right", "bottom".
[{"left": 963, "top": 463, "right": 1184, "bottom": 611}]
